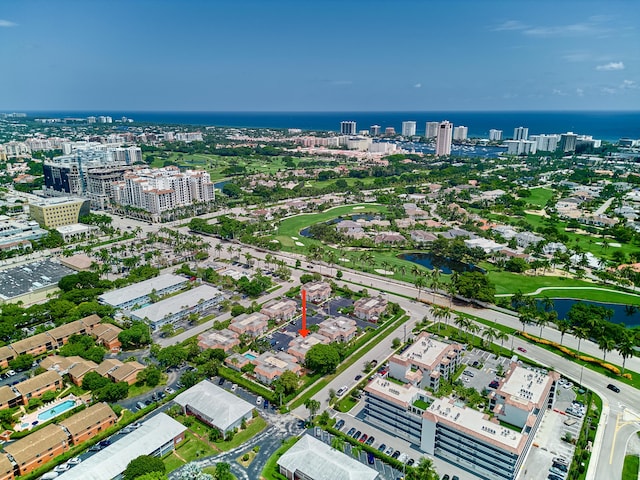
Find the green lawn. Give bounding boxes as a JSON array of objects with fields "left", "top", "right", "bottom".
[
  {"left": 525, "top": 187, "right": 555, "bottom": 207},
  {"left": 213, "top": 416, "right": 267, "bottom": 451},
  {"left": 164, "top": 431, "right": 217, "bottom": 471},
  {"left": 261, "top": 437, "right": 299, "bottom": 480},
  {"left": 273, "top": 204, "right": 388, "bottom": 249},
  {"left": 622, "top": 454, "right": 639, "bottom": 480}
]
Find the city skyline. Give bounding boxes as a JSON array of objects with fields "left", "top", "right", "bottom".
[{"left": 0, "top": 0, "right": 638, "bottom": 111}]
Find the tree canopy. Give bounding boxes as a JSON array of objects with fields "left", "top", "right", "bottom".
[
  {"left": 305, "top": 343, "right": 340, "bottom": 374},
  {"left": 123, "top": 455, "right": 165, "bottom": 480}
]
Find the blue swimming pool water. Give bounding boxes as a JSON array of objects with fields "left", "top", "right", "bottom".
[
  {"left": 244, "top": 353, "right": 256, "bottom": 360},
  {"left": 37, "top": 400, "right": 76, "bottom": 422}
]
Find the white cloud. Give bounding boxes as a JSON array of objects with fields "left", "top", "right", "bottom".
[
  {"left": 492, "top": 20, "right": 527, "bottom": 31},
  {"left": 0, "top": 19, "right": 17, "bottom": 27},
  {"left": 329, "top": 80, "right": 352, "bottom": 86},
  {"left": 524, "top": 23, "right": 602, "bottom": 37},
  {"left": 596, "top": 61, "right": 624, "bottom": 71},
  {"left": 621, "top": 79, "right": 638, "bottom": 90},
  {"left": 576, "top": 88, "right": 584, "bottom": 97},
  {"left": 601, "top": 80, "right": 638, "bottom": 94},
  {"left": 602, "top": 87, "right": 617, "bottom": 94},
  {"left": 552, "top": 89, "right": 567, "bottom": 96},
  {"left": 413, "top": 83, "right": 422, "bottom": 88}
]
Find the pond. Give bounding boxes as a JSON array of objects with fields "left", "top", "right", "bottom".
[
  {"left": 299, "top": 214, "right": 382, "bottom": 238},
  {"left": 543, "top": 298, "right": 640, "bottom": 328},
  {"left": 398, "top": 252, "right": 485, "bottom": 275}
]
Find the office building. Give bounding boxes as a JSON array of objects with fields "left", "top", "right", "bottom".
[
  {"left": 426, "top": 122, "right": 439, "bottom": 138},
  {"left": 435, "top": 121, "right": 453, "bottom": 156},
  {"left": 340, "top": 121, "right": 357, "bottom": 135},
  {"left": 513, "top": 127, "right": 529, "bottom": 141},
  {"left": 98, "top": 273, "right": 189, "bottom": 310},
  {"left": 402, "top": 121, "right": 417, "bottom": 137},
  {"left": 489, "top": 129, "right": 503, "bottom": 141},
  {"left": 453, "top": 126, "right": 468, "bottom": 141},
  {"left": 370, "top": 125, "right": 381, "bottom": 136},
  {"left": 559, "top": 132, "right": 578, "bottom": 152},
  {"left": 28, "top": 197, "right": 90, "bottom": 228}
]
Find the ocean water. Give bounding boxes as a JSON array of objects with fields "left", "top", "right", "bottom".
[{"left": 25, "top": 111, "right": 640, "bottom": 142}]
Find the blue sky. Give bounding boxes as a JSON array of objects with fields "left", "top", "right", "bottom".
[{"left": 0, "top": 0, "right": 638, "bottom": 111}]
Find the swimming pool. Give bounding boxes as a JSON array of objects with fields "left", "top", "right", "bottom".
[
  {"left": 244, "top": 353, "right": 256, "bottom": 360},
  {"left": 37, "top": 400, "right": 76, "bottom": 422}
]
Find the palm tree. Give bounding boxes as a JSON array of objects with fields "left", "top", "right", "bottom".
[
  {"left": 537, "top": 315, "right": 549, "bottom": 339},
  {"left": 454, "top": 315, "right": 468, "bottom": 340},
  {"left": 304, "top": 398, "right": 321, "bottom": 420},
  {"left": 331, "top": 436, "right": 345, "bottom": 452},
  {"left": 556, "top": 319, "right": 571, "bottom": 345},
  {"left": 572, "top": 326, "right": 589, "bottom": 358},
  {"left": 430, "top": 268, "right": 442, "bottom": 303},
  {"left": 496, "top": 331, "right": 509, "bottom": 352},
  {"left": 598, "top": 336, "right": 616, "bottom": 362},
  {"left": 518, "top": 310, "right": 534, "bottom": 333},
  {"left": 482, "top": 327, "right": 499, "bottom": 349},
  {"left": 467, "top": 323, "right": 480, "bottom": 344},
  {"left": 617, "top": 334, "right": 635, "bottom": 375},
  {"left": 415, "top": 275, "right": 426, "bottom": 301}
]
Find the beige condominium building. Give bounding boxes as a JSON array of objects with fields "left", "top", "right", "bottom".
[{"left": 29, "top": 197, "right": 90, "bottom": 228}]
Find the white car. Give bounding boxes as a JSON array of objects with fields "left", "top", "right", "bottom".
[
  {"left": 54, "top": 463, "right": 70, "bottom": 473},
  {"left": 256, "top": 396, "right": 263, "bottom": 406},
  {"left": 67, "top": 457, "right": 82, "bottom": 466},
  {"left": 337, "top": 386, "right": 348, "bottom": 396},
  {"left": 6, "top": 370, "right": 16, "bottom": 377},
  {"left": 231, "top": 384, "right": 238, "bottom": 392},
  {"left": 165, "top": 387, "right": 175, "bottom": 395}
]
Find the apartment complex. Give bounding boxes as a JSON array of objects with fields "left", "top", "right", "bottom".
[
  {"left": 388, "top": 332, "right": 462, "bottom": 391},
  {"left": 111, "top": 166, "right": 214, "bottom": 216},
  {"left": 98, "top": 273, "right": 189, "bottom": 310},
  {"left": 436, "top": 121, "right": 453, "bottom": 156},
  {"left": 28, "top": 197, "right": 90, "bottom": 228},
  {"left": 353, "top": 296, "right": 388, "bottom": 322},
  {"left": 260, "top": 298, "right": 297, "bottom": 322},
  {"left": 363, "top": 358, "right": 560, "bottom": 480},
  {"left": 229, "top": 312, "right": 269, "bottom": 337}
]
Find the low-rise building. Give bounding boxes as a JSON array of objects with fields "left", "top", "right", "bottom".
[
  {"left": 197, "top": 329, "right": 239, "bottom": 353},
  {"left": 514, "top": 231, "right": 545, "bottom": 248},
  {"left": 251, "top": 351, "right": 301, "bottom": 385},
  {"left": 224, "top": 353, "right": 251, "bottom": 371},
  {"left": 388, "top": 332, "right": 461, "bottom": 391},
  {"left": 91, "top": 323, "right": 123, "bottom": 352},
  {"left": 287, "top": 333, "right": 329, "bottom": 363},
  {"left": 410, "top": 230, "right": 438, "bottom": 244},
  {"left": 0, "top": 455, "right": 13, "bottom": 480},
  {"left": 127, "top": 284, "right": 223, "bottom": 331},
  {"left": 4, "top": 424, "right": 69, "bottom": 476},
  {"left": 173, "top": 380, "right": 254, "bottom": 434},
  {"left": 229, "top": 312, "right": 269, "bottom": 338},
  {"left": 40, "top": 355, "right": 97, "bottom": 386},
  {"left": 0, "top": 346, "right": 14, "bottom": 369},
  {"left": 14, "top": 371, "right": 64, "bottom": 404},
  {"left": 10, "top": 333, "right": 54, "bottom": 357},
  {"left": 353, "top": 296, "right": 388, "bottom": 322},
  {"left": 59, "top": 403, "right": 117, "bottom": 445},
  {"left": 0, "top": 385, "right": 20, "bottom": 410},
  {"left": 98, "top": 273, "right": 189, "bottom": 310},
  {"left": 260, "top": 298, "right": 297, "bottom": 322},
  {"left": 94, "top": 359, "right": 144, "bottom": 385},
  {"left": 56, "top": 413, "right": 186, "bottom": 480},
  {"left": 317, "top": 316, "right": 357, "bottom": 343},
  {"left": 277, "top": 434, "right": 379, "bottom": 480},
  {"left": 303, "top": 281, "right": 332, "bottom": 303}
]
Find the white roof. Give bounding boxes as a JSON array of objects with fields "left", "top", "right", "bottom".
[
  {"left": 278, "top": 434, "right": 379, "bottom": 480},
  {"left": 173, "top": 380, "right": 253, "bottom": 432},
  {"left": 98, "top": 273, "right": 187, "bottom": 307},
  {"left": 56, "top": 413, "right": 186, "bottom": 480},
  {"left": 130, "top": 284, "right": 222, "bottom": 322}
]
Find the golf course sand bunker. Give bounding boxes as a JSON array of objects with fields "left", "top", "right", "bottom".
[{"left": 375, "top": 269, "right": 394, "bottom": 275}]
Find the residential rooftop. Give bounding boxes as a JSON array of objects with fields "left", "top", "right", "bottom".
[
  {"left": 98, "top": 273, "right": 188, "bottom": 307},
  {"left": 128, "top": 284, "right": 222, "bottom": 322}
]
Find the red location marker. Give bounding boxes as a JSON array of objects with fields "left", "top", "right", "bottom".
[{"left": 299, "top": 289, "right": 309, "bottom": 337}]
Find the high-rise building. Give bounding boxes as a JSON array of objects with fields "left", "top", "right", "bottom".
[
  {"left": 530, "top": 134, "right": 560, "bottom": 152},
  {"left": 504, "top": 140, "right": 537, "bottom": 155},
  {"left": 559, "top": 132, "right": 578, "bottom": 152},
  {"left": 489, "top": 129, "right": 503, "bottom": 141},
  {"left": 402, "top": 121, "right": 417, "bottom": 137},
  {"left": 435, "top": 121, "right": 453, "bottom": 156},
  {"left": 513, "top": 127, "right": 529, "bottom": 140},
  {"left": 370, "top": 125, "right": 381, "bottom": 136},
  {"left": 340, "top": 121, "right": 357, "bottom": 135},
  {"left": 453, "top": 126, "right": 468, "bottom": 141},
  {"left": 384, "top": 127, "right": 396, "bottom": 136},
  {"left": 425, "top": 122, "right": 439, "bottom": 138}
]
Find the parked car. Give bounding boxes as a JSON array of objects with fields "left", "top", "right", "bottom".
[
  {"left": 358, "top": 434, "right": 368, "bottom": 443},
  {"left": 231, "top": 384, "right": 238, "bottom": 392},
  {"left": 136, "top": 401, "right": 146, "bottom": 410},
  {"left": 218, "top": 377, "right": 225, "bottom": 385},
  {"left": 463, "top": 370, "right": 474, "bottom": 377},
  {"left": 355, "top": 375, "right": 362, "bottom": 381},
  {"left": 165, "top": 387, "right": 175, "bottom": 395},
  {"left": 347, "top": 428, "right": 356, "bottom": 437},
  {"left": 385, "top": 446, "right": 394, "bottom": 456},
  {"left": 256, "top": 396, "right": 263, "bottom": 406},
  {"left": 392, "top": 450, "right": 401, "bottom": 459},
  {"left": 442, "top": 475, "right": 450, "bottom": 480},
  {"left": 365, "top": 436, "right": 375, "bottom": 446},
  {"left": 54, "top": 463, "right": 70, "bottom": 473},
  {"left": 352, "top": 430, "right": 361, "bottom": 441},
  {"left": 67, "top": 457, "right": 82, "bottom": 466},
  {"left": 335, "top": 419, "right": 345, "bottom": 430},
  {"left": 263, "top": 400, "right": 269, "bottom": 409},
  {"left": 378, "top": 443, "right": 387, "bottom": 452},
  {"left": 337, "top": 386, "right": 348, "bottom": 396},
  {"left": 548, "top": 474, "right": 564, "bottom": 480},
  {"left": 489, "top": 380, "right": 500, "bottom": 389},
  {"left": 367, "top": 452, "right": 375, "bottom": 465},
  {"left": 550, "top": 467, "right": 567, "bottom": 477},
  {"left": 552, "top": 462, "right": 568, "bottom": 472},
  {"left": 407, "top": 458, "right": 415, "bottom": 466}
]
